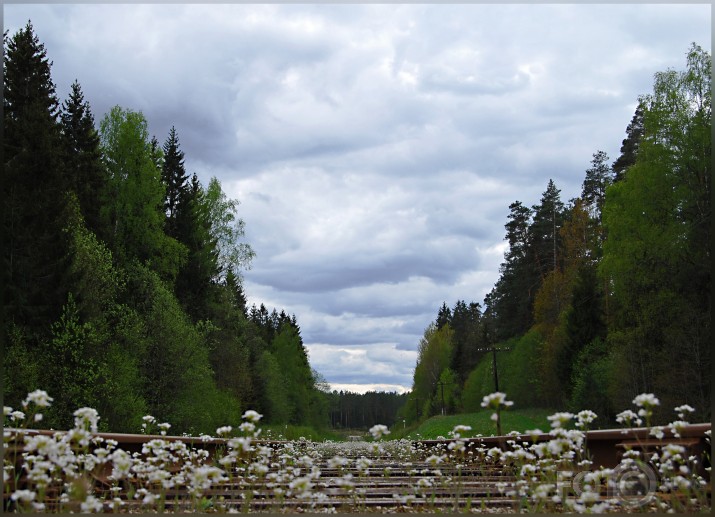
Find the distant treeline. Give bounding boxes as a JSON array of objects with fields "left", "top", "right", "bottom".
[
  {"left": 401, "top": 43, "right": 711, "bottom": 426},
  {"left": 3, "top": 22, "right": 329, "bottom": 434},
  {"left": 325, "top": 391, "right": 409, "bottom": 430}
]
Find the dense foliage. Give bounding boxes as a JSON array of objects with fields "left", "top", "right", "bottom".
[
  {"left": 2, "top": 23, "right": 328, "bottom": 434},
  {"left": 402, "top": 43, "right": 711, "bottom": 427}
]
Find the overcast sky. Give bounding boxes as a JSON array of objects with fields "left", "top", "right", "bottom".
[{"left": 4, "top": 2, "right": 710, "bottom": 393}]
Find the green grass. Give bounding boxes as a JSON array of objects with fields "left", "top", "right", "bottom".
[
  {"left": 256, "top": 409, "right": 556, "bottom": 442},
  {"left": 395, "top": 408, "right": 556, "bottom": 440},
  {"left": 259, "top": 424, "right": 343, "bottom": 442}
]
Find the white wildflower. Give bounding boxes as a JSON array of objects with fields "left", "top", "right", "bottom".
[
  {"left": 661, "top": 443, "right": 686, "bottom": 462},
  {"left": 547, "top": 437, "right": 571, "bottom": 455},
  {"left": 23, "top": 390, "right": 54, "bottom": 408},
  {"left": 633, "top": 393, "right": 660, "bottom": 419},
  {"left": 532, "top": 483, "right": 555, "bottom": 501},
  {"left": 426, "top": 454, "right": 445, "bottom": 467},
  {"left": 521, "top": 464, "right": 537, "bottom": 476},
  {"left": 73, "top": 407, "right": 100, "bottom": 433},
  {"left": 669, "top": 420, "right": 688, "bottom": 438},
  {"left": 328, "top": 456, "right": 348, "bottom": 469},
  {"left": 674, "top": 404, "right": 695, "bottom": 420},
  {"left": 216, "top": 425, "right": 233, "bottom": 436},
  {"left": 355, "top": 456, "right": 372, "bottom": 473},
  {"left": 633, "top": 393, "right": 660, "bottom": 407},
  {"left": 369, "top": 424, "right": 390, "bottom": 439},
  {"left": 289, "top": 476, "right": 313, "bottom": 495},
  {"left": 448, "top": 440, "right": 465, "bottom": 453},
  {"left": 575, "top": 410, "right": 597, "bottom": 428},
  {"left": 481, "top": 392, "right": 514, "bottom": 410},
  {"left": 487, "top": 447, "right": 502, "bottom": 459},
  {"left": 228, "top": 436, "right": 252, "bottom": 454},
  {"left": 615, "top": 409, "right": 642, "bottom": 427},
  {"left": 66, "top": 427, "right": 92, "bottom": 447},
  {"left": 547, "top": 412, "right": 574, "bottom": 428},
  {"left": 242, "top": 409, "right": 263, "bottom": 423},
  {"left": 650, "top": 426, "right": 665, "bottom": 439},
  {"left": 451, "top": 424, "right": 471, "bottom": 438},
  {"left": 110, "top": 449, "right": 132, "bottom": 479},
  {"left": 237, "top": 422, "right": 255, "bottom": 435},
  {"left": 250, "top": 462, "right": 269, "bottom": 476},
  {"left": 80, "top": 495, "right": 104, "bottom": 513},
  {"left": 417, "top": 477, "right": 433, "bottom": 489},
  {"left": 526, "top": 428, "right": 544, "bottom": 440},
  {"left": 11, "top": 489, "right": 36, "bottom": 503}
]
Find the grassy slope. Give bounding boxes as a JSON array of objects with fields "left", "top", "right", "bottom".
[
  {"left": 395, "top": 408, "right": 556, "bottom": 440},
  {"left": 258, "top": 409, "right": 555, "bottom": 442}
]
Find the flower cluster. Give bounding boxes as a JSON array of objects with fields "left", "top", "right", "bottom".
[
  {"left": 480, "top": 391, "right": 514, "bottom": 410},
  {"left": 3, "top": 390, "right": 710, "bottom": 514}
]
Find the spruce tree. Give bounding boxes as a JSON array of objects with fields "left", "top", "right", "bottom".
[
  {"left": 60, "top": 80, "right": 106, "bottom": 236},
  {"left": 161, "top": 126, "right": 189, "bottom": 238},
  {"left": 612, "top": 104, "right": 644, "bottom": 182},
  {"left": 435, "top": 302, "right": 451, "bottom": 329},
  {"left": 174, "top": 174, "right": 218, "bottom": 320},
  {"left": 449, "top": 300, "right": 482, "bottom": 385},
  {"left": 3, "top": 22, "right": 69, "bottom": 334}
]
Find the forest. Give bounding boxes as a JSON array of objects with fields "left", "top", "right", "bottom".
[
  {"left": 3, "top": 23, "right": 341, "bottom": 434},
  {"left": 400, "top": 43, "right": 711, "bottom": 428}
]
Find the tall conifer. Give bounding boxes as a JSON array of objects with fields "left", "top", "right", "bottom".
[
  {"left": 60, "top": 80, "right": 106, "bottom": 236},
  {"left": 161, "top": 126, "right": 189, "bottom": 238},
  {"left": 3, "top": 22, "right": 68, "bottom": 333}
]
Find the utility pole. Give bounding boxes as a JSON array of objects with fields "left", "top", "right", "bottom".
[
  {"left": 476, "top": 346, "right": 511, "bottom": 394},
  {"left": 436, "top": 381, "right": 453, "bottom": 415}
]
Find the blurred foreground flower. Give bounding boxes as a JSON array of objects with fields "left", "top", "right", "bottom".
[{"left": 369, "top": 424, "right": 390, "bottom": 440}]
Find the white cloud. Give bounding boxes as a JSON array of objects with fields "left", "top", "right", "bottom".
[
  {"left": 306, "top": 343, "right": 417, "bottom": 388},
  {"left": 329, "top": 384, "right": 410, "bottom": 395}
]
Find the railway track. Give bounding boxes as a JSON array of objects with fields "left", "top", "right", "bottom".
[{"left": 4, "top": 423, "right": 711, "bottom": 512}]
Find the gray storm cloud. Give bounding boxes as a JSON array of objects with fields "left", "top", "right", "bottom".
[{"left": 5, "top": 2, "right": 709, "bottom": 392}]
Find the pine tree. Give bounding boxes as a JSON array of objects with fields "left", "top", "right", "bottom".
[
  {"left": 581, "top": 150, "right": 613, "bottom": 222},
  {"left": 60, "top": 80, "right": 106, "bottom": 236},
  {"left": 529, "top": 179, "right": 565, "bottom": 279},
  {"left": 486, "top": 201, "right": 537, "bottom": 340},
  {"left": 504, "top": 201, "right": 532, "bottom": 262}
]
